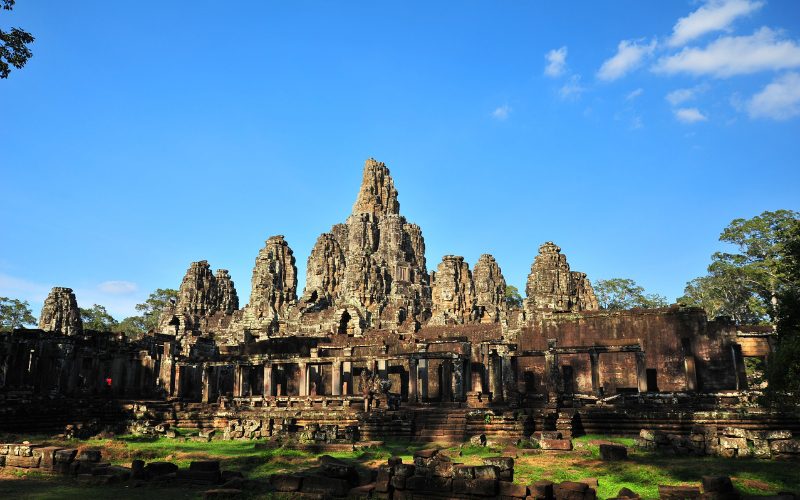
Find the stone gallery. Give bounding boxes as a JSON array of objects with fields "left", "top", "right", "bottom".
[{"left": 0, "top": 159, "right": 794, "bottom": 449}]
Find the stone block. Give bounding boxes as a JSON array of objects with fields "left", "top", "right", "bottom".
[
  {"left": 201, "top": 489, "right": 242, "bottom": 499},
  {"left": 540, "top": 439, "right": 572, "bottom": 451},
  {"left": 617, "top": 487, "right": 640, "bottom": 499},
  {"left": 473, "top": 465, "right": 500, "bottom": 480},
  {"left": 745, "top": 430, "right": 768, "bottom": 440},
  {"left": 483, "top": 456, "right": 514, "bottom": 471},
  {"left": 634, "top": 437, "right": 656, "bottom": 450},
  {"left": 54, "top": 448, "right": 77, "bottom": 463},
  {"left": 5, "top": 455, "right": 41, "bottom": 468},
  {"left": 77, "top": 449, "right": 102, "bottom": 462},
  {"left": 554, "top": 481, "right": 592, "bottom": 500},
  {"left": 144, "top": 461, "right": 179, "bottom": 478},
  {"left": 452, "top": 478, "right": 497, "bottom": 496},
  {"left": 34, "top": 446, "right": 63, "bottom": 470},
  {"left": 580, "top": 478, "right": 599, "bottom": 489},
  {"left": 393, "top": 463, "right": 415, "bottom": 478},
  {"left": 766, "top": 430, "right": 793, "bottom": 440},
  {"left": 530, "top": 480, "right": 554, "bottom": 500},
  {"left": 387, "top": 456, "right": 403, "bottom": 467},
  {"left": 752, "top": 439, "right": 770, "bottom": 458},
  {"left": 319, "top": 455, "right": 358, "bottom": 484},
  {"left": 718, "top": 448, "right": 735, "bottom": 458},
  {"left": 270, "top": 473, "right": 302, "bottom": 492},
  {"left": 702, "top": 476, "right": 734, "bottom": 493},
  {"left": 348, "top": 484, "right": 375, "bottom": 499},
  {"left": 769, "top": 440, "right": 800, "bottom": 454},
  {"left": 658, "top": 485, "right": 701, "bottom": 499},
  {"left": 640, "top": 429, "right": 657, "bottom": 441},
  {"left": 719, "top": 437, "right": 747, "bottom": 450},
  {"left": 540, "top": 431, "right": 562, "bottom": 440},
  {"left": 405, "top": 475, "right": 451, "bottom": 492},
  {"left": 176, "top": 469, "right": 222, "bottom": 485},
  {"left": 390, "top": 475, "right": 406, "bottom": 490},
  {"left": 191, "top": 461, "right": 221, "bottom": 472},
  {"left": 499, "top": 480, "right": 528, "bottom": 498},
  {"left": 301, "top": 475, "right": 350, "bottom": 497},
  {"left": 722, "top": 428, "right": 747, "bottom": 438},
  {"left": 131, "top": 459, "right": 145, "bottom": 480},
  {"left": 453, "top": 465, "right": 475, "bottom": 479},
  {"left": 599, "top": 444, "right": 628, "bottom": 461}
]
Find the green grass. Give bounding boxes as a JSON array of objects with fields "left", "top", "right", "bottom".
[{"left": 1, "top": 433, "right": 797, "bottom": 499}]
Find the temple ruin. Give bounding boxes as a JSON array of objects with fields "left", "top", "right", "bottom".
[{"left": 0, "top": 158, "right": 794, "bottom": 447}]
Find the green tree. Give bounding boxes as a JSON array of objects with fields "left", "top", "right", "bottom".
[
  {"left": 80, "top": 304, "right": 118, "bottom": 332},
  {"left": 593, "top": 278, "right": 668, "bottom": 310},
  {"left": 1, "top": 0, "right": 35, "bottom": 79},
  {"left": 135, "top": 288, "right": 178, "bottom": 332},
  {"left": 504, "top": 285, "right": 523, "bottom": 309},
  {"left": 114, "top": 316, "right": 147, "bottom": 339},
  {"left": 764, "top": 217, "right": 800, "bottom": 407},
  {"left": 679, "top": 210, "right": 799, "bottom": 324},
  {"left": 0, "top": 296, "right": 36, "bottom": 331}
]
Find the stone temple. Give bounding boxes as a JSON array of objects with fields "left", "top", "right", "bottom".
[{"left": 0, "top": 158, "right": 792, "bottom": 447}]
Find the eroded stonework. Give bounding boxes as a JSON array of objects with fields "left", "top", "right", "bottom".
[
  {"left": 245, "top": 235, "right": 298, "bottom": 332},
  {"left": 430, "top": 255, "right": 475, "bottom": 325},
  {"left": 473, "top": 254, "right": 508, "bottom": 324},
  {"left": 524, "top": 242, "right": 599, "bottom": 314},
  {"left": 38, "top": 287, "right": 82, "bottom": 335}
]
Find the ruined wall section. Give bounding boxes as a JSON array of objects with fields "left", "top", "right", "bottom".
[{"left": 38, "top": 287, "right": 83, "bottom": 336}]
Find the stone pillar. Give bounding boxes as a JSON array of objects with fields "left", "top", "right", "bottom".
[
  {"left": 589, "top": 350, "right": 601, "bottom": 397},
  {"left": 501, "top": 354, "right": 514, "bottom": 402},
  {"left": 174, "top": 365, "right": 183, "bottom": 398},
  {"left": 342, "top": 348, "right": 353, "bottom": 396},
  {"left": 683, "top": 340, "right": 698, "bottom": 392},
  {"left": 233, "top": 364, "right": 243, "bottom": 397},
  {"left": 636, "top": 351, "right": 648, "bottom": 393},
  {"left": 298, "top": 362, "right": 308, "bottom": 397},
  {"left": 544, "top": 350, "right": 559, "bottom": 401},
  {"left": 489, "top": 352, "right": 502, "bottom": 403},
  {"left": 452, "top": 358, "right": 464, "bottom": 402},
  {"left": 377, "top": 359, "right": 387, "bottom": 380},
  {"left": 201, "top": 365, "right": 211, "bottom": 403},
  {"left": 263, "top": 363, "right": 273, "bottom": 397},
  {"left": 408, "top": 357, "right": 418, "bottom": 402},
  {"left": 419, "top": 358, "right": 429, "bottom": 400},
  {"left": 331, "top": 361, "right": 342, "bottom": 396}
]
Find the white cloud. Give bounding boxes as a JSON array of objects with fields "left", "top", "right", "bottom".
[
  {"left": 665, "top": 83, "right": 710, "bottom": 106},
  {"left": 559, "top": 75, "right": 586, "bottom": 100},
  {"left": 674, "top": 107, "right": 709, "bottom": 123},
  {"left": 668, "top": 0, "right": 764, "bottom": 47},
  {"left": 747, "top": 72, "right": 800, "bottom": 120},
  {"left": 97, "top": 280, "right": 138, "bottom": 295},
  {"left": 655, "top": 27, "right": 800, "bottom": 77},
  {"left": 544, "top": 46, "right": 568, "bottom": 77},
  {"left": 597, "top": 39, "right": 657, "bottom": 81},
  {"left": 626, "top": 88, "right": 644, "bottom": 100},
  {"left": 491, "top": 105, "right": 511, "bottom": 120}
]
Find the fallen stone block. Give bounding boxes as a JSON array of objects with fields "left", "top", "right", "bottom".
[
  {"left": 719, "top": 437, "right": 747, "bottom": 450},
  {"left": 176, "top": 469, "right": 222, "bottom": 485},
  {"left": 658, "top": 485, "right": 701, "bottom": 499},
  {"left": 640, "top": 429, "right": 657, "bottom": 441},
  {"left": 270, "top": 474, "right": 302, "bottom": 492},
  {"left": 770, "top": 440, "right": 800, "bottom": 454},
  {"left": 530, "top": 480, "right": 554, "bottom": 500},
  {"left": 617, "top": 487, "right": 641, "bottom": 499},
  {"left": 765, "top": 430, "right": 792, "bottom": 440},
  {"left": 348, "top": 483, "right": 375, "bottom": 499},
  {"left": 483, "top": 456, "right": 514, "bottom": 471},
  {"left": 202, "top": 488, "right": 242, "bottom": 499},
  {"left": 5, "top": 455, "right": 41, "bottom": 468},
  {"left": 77, "top": 449, "right": 102, "bottom": 462},
  {"left": 393, "top": 463, "right": 415, "bottom": 478},
  {"left": 473, "top": 464, "right": 499, "bottom": 480},
  {"left": 554, "top": 481, "right": 594, "bottom": 500},
  {"left": 540, "top": 431, "right": 562, "bottom": 440},
  {"left": 144, "top": 461, "right": 179, "bottom": 479},
  {"left": 34, "top": 446, "right": 63, "bottom": 470},
  {"left": 702, "top": 475, "right": 734, "bottom": 493},
  {"left": 453, "top": 465, "right": 475, "bottom": 479},
  {"left": 722, "top": 428, "right": 747, "bottom": 438},
  {"left": 387, "top": 456, "right": 403, "bottom": 467},
  {"left": 600, "top": 444, "right": 628, "bottom": 461},
  {"left": 452, "top": 478, "right": 497, "bottom": 496},
  {"left": 540, "top": 439, "right": 572, "bottom": 451},
  {"left": 301, "top": 475, "right": 350, "bottom": 497},
  {"left": 499, "top": 480, "right": 528, "bottom": 498},
  {"left": 54, "top": 448, "right": 77, "bottom": 463}
]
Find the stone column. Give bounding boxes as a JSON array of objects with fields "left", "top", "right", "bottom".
[
  {"left": 342, "top": 348, "right": 353, "bottom": 396},
  {"left": 201, "top": 365, "right": 211, "bottom": 403},
  {"left": 233, "top": 364, "right": 243, "bottom": 397},
  {"left": 589, "top": 350, "right": 601, "bottom": 397},
  {"left": 331, "top": 361, "right": 342, "bottom": 396},
  {"left": 452, "top": 358, "right": 464, "bottom": 402},
  {"left": 636, "top": 351, "right": 648, "bottom": 393},
  {"left": 419, "top": 358, "right": 429, "bottom": 400},
  {"left": 377, "top": 359, "right": 387, "bottom": 380},
  {"left": 489, "top": 352, "right": 502, "bottom": 402},
  {"left": 298, "top": 362, "right": 308, "bottom": 397},
  {"left": 408, "top": 357, "right": 418, "bottom": 402},
  {"left": 174, "top": 365, "right": 183, "bottom": 398},
  {"left": 263, "top": 363, "right": 273, "bottom": 397},
  {"left": 683, "top": 340, "right": 698, "bottom": 392},
  {"left": 501, "top": 354, "right": 514, "bottom": 402}
]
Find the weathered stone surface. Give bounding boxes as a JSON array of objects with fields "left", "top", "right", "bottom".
[
  {"left": 39, "top": 287, "right": 83, "bottom": 335},
  {"left": 247, "top": 235, "right": 298, "bottom": 327},
  {"left": 524, "top": 242, "right": 598, "bottom": 314},
  {"left": 702, "top": 476, "right": 734, "bottom": 493},
  {"left": 473, "top": 254, "right": 508, "bottom": 324},
  {"left": 599, "top": 444, "right": 628, "bottom": 461},
  {"left": 177, "top": 261, "right": 218, "bottom": 316},
  {"left": 719, "top": 436, "right": 747, "bottom": 450},
  {"left": 769, "top": 439, "right": 800, "bottom": 454},
  {"left": 430, "top": 255, "right": 475, "bottom": 325},
  {"left": 765, "top": 430, "right": 793, "bottom": 440},
  {"left": 215, "top": 270, "right": 239, "bottom": 314},
  {"left": 540, "top": 439, "right": 572, "bottom": 451},
  {"left": 302, "top": 233, "right": 345, "bottom": 309},
  {"left": 658, "top": 485, "right": 701, "bottom": 499}
]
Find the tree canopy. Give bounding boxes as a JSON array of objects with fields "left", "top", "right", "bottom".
[
  {"left": 1, "top": 0, "right": 34, "bottom": 79},
  {"left": 80, "top": 304, "right": 118, "bottom": 332},
  {"left": 504, "top": 285, "right": 523, "bottom": 309},
  {"left": 679, "top": 210, "right": 799, "bottom": 324},
  {"left": 135, "top": 288, "right": 178, "bottom": 332},
  {"left": 0, "top": 296, "right": 35, "bottom": 331},
  {"left": 593, "top": 278, "right": 668, "bottom": 310}
]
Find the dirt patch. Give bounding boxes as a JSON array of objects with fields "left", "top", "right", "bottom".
[{"left": 736, "top": 477, "right": 773, "bottom": 491}]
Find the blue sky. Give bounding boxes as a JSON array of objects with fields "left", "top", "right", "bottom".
[{"left": 1, "top": 1, "right": 799, "bottom": 320}]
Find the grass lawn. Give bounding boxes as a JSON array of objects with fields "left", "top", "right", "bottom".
[{"left": 0, "top": 431, "right": 797, "bottom": 499}]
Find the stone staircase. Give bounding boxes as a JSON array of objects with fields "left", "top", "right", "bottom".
[{"left": 411, "top": 407, "right": 469, "bottom": 443}]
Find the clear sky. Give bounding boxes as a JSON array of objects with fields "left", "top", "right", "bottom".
[{"left": 1, "top": 1, "right": 799, "bottom": 320}]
